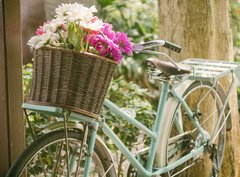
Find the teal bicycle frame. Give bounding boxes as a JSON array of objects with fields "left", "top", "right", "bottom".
[
  {"left": 73, "top": 81, "right": 219, "bottom": 177},
  {"left": 24, "top": 80, "right": 206, "bottom": 177},
  {"left": 23, "top": 58, "right": 239, "bottom": 177}
]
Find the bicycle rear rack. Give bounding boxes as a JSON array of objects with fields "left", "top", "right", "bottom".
[{"left": 182, "top": 58, "right": 240, "bottom": 82}]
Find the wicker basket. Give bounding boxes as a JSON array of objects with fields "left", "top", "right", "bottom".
[{"left": 28, "top": 46, "right": 117, "bottom": 118}]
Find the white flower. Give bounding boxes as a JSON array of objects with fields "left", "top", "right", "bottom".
[
  {"left": 27, "top": 31, "right": 59, "bottom": 49},
  {"left": 55, "top": 3, "right": 97, "bottom": 22},
  {"left": 51, "top": 41, "right": 62, "bottom": 47},
  {"left": 49, "top": 33, "right": 60, "bottom": 45},
  {"left": 80, "top": 17, "right": 103, "bottom": 31},
  {"left": 42, "top": 19, "right": 66, "bottom": 33},
  {"left": 27, "top": 36, "right": 42, "bottom": 50}
]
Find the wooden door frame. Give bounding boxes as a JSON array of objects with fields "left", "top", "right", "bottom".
[{"left": 0, "top": 0, "right": 24, "bottom": 176}]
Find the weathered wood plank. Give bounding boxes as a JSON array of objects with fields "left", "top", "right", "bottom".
[
  {"left": 4, "top": 0, "right": 25, "bottom": 165},
  {"left": 0, "top": 0, "right": 24, "bottom": 176},
  {"left": 0, "top": 0, "right": 10, "bottom": 176}
]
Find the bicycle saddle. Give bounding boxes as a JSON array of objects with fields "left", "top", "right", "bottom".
[{"left": 146, "top": 58, "right": 192, "bottom": 76}]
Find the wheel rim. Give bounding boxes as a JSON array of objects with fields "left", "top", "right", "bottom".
[{"left": 165, "top": 83, "right": 226, "bottom": 177}]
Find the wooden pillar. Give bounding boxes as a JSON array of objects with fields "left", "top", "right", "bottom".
[
  {"left": 0, "top": 0, "right": 24, "bottom": 176},
  {"left": 0, "top": 0, "right": 10, "bottom": 175}
]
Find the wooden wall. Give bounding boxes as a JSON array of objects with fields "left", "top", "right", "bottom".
[
  {"left": 0, "top": 0, "right": 10, "bottom": 174},
  {"left": 0, "top": 0, "right": 24, "bottom": 176}
]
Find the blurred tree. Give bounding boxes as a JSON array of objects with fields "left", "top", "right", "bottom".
[{"left": 158, "top": 0, "right": 240, "bottom": 177}]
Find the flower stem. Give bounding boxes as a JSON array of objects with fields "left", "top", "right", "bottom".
[
  {"left": 85, "top": 31, "right": 90, "bottom": 52},
  {"left": 57, "top": 28, "right": 67, "bottom": 47},
  {"left": 79, "top": 26, "right": 84, "bottom": 51}
]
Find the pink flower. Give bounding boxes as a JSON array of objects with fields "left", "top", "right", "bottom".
[
  {"left": 110, "top": 45, "right": 123, "bottom": 63},
  {"left": 87, "top": 23, "right": 132, "bottom": 63},
  {"left": 89, "top": 34, "right": 123, "bottom": 63},
  {"left": 59, "top": 24, "right": 67, "bottom": 31},
  {"left": 29, "top": 3, "right": 132, "bottom": 64},
  {"left": 115, "top": 32, "right": 132, "bottom": 55},
  {"left": 36, "top": 26, "right": 45, "bottom": 36},
  {"left": 102, "top": 23, "right": 115, "bottom": 40}
]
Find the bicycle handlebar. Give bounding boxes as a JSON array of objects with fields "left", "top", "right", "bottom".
[
  {"left": 132, "top": 40, "right": 181, "bottom": 53},
  {"left": 163, "top": 41, "right": 181, "bottom": 53}
]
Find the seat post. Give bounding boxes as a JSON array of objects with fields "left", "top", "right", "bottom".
[{"left": 146, "top": 81, "right": 170, "bottom": 171}]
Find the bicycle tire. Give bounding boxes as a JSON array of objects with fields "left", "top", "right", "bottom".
[
  {"left": 6, "top": 129, "right": 117, "bottom": 177},
  {"left": 157, "top": 81, "right": 226, "bottom": 177}
]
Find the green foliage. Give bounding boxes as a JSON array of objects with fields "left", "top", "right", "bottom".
[
  {"left": 97, "top": 0, "right": 159, "bottom": 85},
  {"left": 23, "top": 63, "right": 33, "bottom": 101},
  {"left": 102, "top": 78, "right": 155, "bottom": 148},
  {"left": 68, "top": 22, "right": 84, "bottom": 50},
  {"left": 100, "top": 77, "right": 156, "bottom": 176},
  {"left": 25, "top": 111, "right": 49, "bottom": 145},
  {"left": 98, "top": 0, "right": 158, "bottom": 43},
  {"left": 97, "top": 0, "right": 115, "bottom": 7},
  {"left": 231, "top": 0, "right": 240, "bottom": 62},
  {"left": 23, "top": 64, "right": 50, "bottom": 145},
  {"left": 230, "top": 0, "right": 240, "bottom": 109},
  {"left": 238, "top": 88, "right": 240, "bottom": 110}
]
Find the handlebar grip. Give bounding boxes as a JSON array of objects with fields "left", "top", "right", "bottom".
[{"left": 163, "top": 41, "right": 181, "bottom": 53}]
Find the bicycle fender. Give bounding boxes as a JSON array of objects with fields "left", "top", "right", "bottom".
[{"left": 216, "top": 82, "right": 232, "bottom": 131}]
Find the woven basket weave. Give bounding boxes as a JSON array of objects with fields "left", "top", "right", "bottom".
[{"left": 28, "top": 46, "right": 117, "bottom": 118}]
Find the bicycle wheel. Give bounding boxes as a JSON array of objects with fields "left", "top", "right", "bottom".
[
  {"left": 6, "top": 129, "right": 117, "bottom": 177},
  {"left": 157, "top": 81, "right": 226, "bottom": 177}
]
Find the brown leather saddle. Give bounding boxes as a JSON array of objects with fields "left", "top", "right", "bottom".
[{"left": 146, "top": 58, "right": 192, "bottom": 76}]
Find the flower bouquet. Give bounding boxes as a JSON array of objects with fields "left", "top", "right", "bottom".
[{"left": 27, "top": 3, "right": 132, "bottom": 118}]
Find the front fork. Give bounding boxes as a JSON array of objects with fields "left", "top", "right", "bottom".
[
  {"left": 63, "top": 115, "right": 99, "bottom": 177},
  {"left": 83, "top": 121, "right": 99, "bottom": 177},
  {"left": 62, "top": 111, "right": 100, "bottom": 177},
  {"left": 25, "top": 109, "right": 100, "bottom": 177}
]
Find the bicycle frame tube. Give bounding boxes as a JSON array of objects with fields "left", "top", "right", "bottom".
[
  {"left": 103, "top": 119, "right": 206, "bottom": 176},
  {"left": 101, "top": 81, "right": 208, "bottom": 176},
  {"left": 171, "top": 88, "right": 210, "bottom": 142},
  {"left": 102, "top": 123, "right": 152, "bottom": 176},
  {"left": 146, "top": 82, "right": 170, "bottom": 171},
  {"left": 102, "top": 81, "right": 171, "bottom": 175},
  {"left": 103, "top": 100, "right": 157, "bottom": 139},
  {"left": 83, "top": 121, "right": 99, "bottom": 177},
  {"left": 66, "top": 80, "right": 226, "bottom": 176},
  {"left": 22, "top": 81, "right": 210, "bottom": 176}
]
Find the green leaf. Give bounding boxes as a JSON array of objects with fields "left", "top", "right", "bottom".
[
  {"left": 67, "top": 22, "right": 83, "bottom": 51},
  {"left": 97, "top": 0, "right": 115, "bottom": 7}
]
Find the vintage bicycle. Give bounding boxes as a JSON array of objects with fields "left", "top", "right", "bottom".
[{"left": 6, "top": 40, "right": 240, "bottom": 177}]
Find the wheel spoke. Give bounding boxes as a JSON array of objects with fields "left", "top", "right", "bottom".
[{"left": 7, "top": 130, "right": 116, "bottom": 177}]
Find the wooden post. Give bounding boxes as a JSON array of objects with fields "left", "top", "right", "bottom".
[
  {"left": 0, "top": 0, "right": 24, "bottom": 176},
  {"left": 0, "top": 0, "right": 10, "bottom": 175}
]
